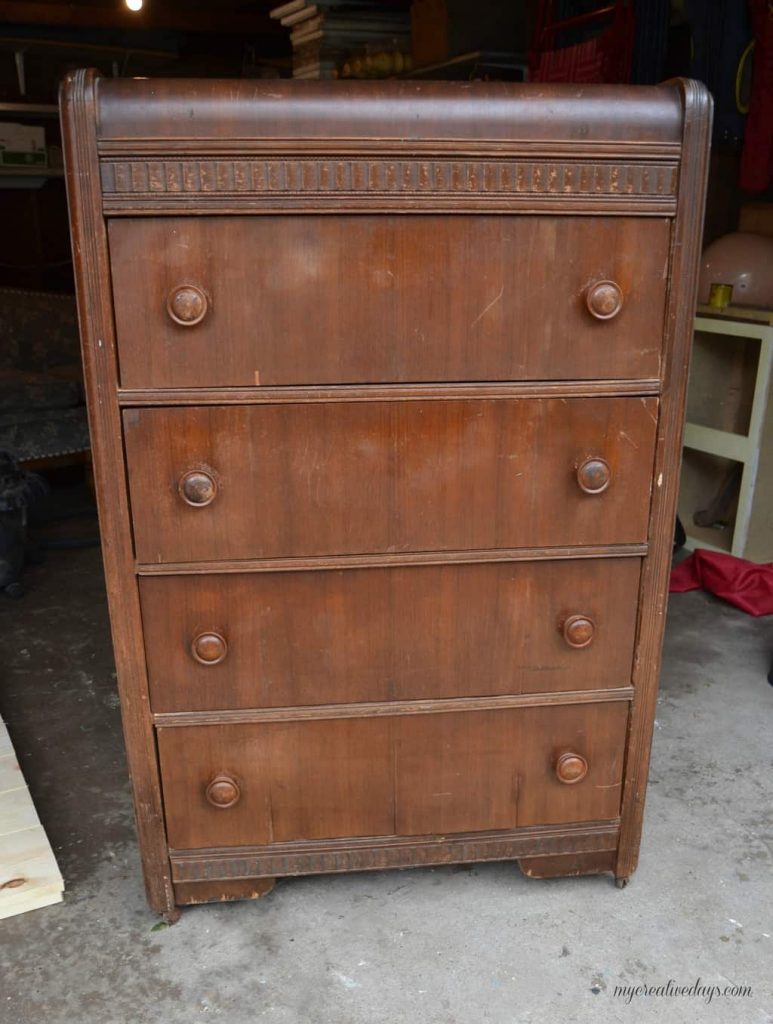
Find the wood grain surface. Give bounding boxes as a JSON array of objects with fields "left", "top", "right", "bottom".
[
  {"left": 109, "top": 215, "right": 669, "bottom": 387},
  {"left": 124, "top": 397, "right": 659, "bottom": 562},
  {"left": 61, "top": 73, "right": 712, "bottom": 907},
  {"left": 140, "top": 558, "right": 641, "bottom": 711},
  {"left": 158, "top": 701, "right": 628, "bottom": 849},
  {"left": 60, "top": 69, "right": 176, "bottom": 914}
]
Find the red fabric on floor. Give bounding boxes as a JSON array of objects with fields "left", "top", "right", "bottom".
[{"left": 670, "top": 549, "right": 773, "bottom": 616}]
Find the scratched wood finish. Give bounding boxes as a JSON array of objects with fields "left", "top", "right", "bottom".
[
  {"left": 158, "top": 702, "right": 627, "bottom": 850},
  {"left": 62, "top": 74, "right": 711, "bottom": 911},
  {"left": 152, "top": 689, "right": 635, "bottom": 729},
  {"left": 140, "top": 558, "right": 641, "bottom": 712},
  {"left": 173, "top": 878, "right": 276, "bottom": 905},
  {"left": 95, "top": 78, "right": 684, "bottom": 146},
  {"left": 519, "top": 850, "right": 617, "bottom": 879},
  {"left": 123, "top": 397, "right": 658, "bottom": 563},
  {"left": 95, "top": 80, "right": 682, "bottom": 218},
  {"left": 108, "top": 216, "right": 669, "bottom": 388}
]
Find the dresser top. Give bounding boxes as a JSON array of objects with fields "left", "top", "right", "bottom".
[{"left": 93, "top": 78, "right": 685, "bottom": 146}]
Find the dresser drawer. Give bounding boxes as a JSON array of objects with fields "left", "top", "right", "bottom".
[
  {"left": 158, "top": 702, "right": 628, "bottom": 849},
  {"left": 124, "top": 397, "right": 657, "bottom": 563},
  {"left": 108, "top": 215, "right": 669, "bottom": 388},
  {"left": 141, "top": 557, "right": 640, "bottom": 712}
]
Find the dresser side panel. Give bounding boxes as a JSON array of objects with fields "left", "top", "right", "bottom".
[
  {"left": 60, "top": 69, "right": 174, "bottom": 915},
  {"left": 616, "top": 79, "right": 713, "bottom": 881}
]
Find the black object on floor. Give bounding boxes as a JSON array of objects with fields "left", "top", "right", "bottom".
[
  {"left": 674, "top": 514, "right": 686, "bottom": 550},
  {"left": 0, "top": 450, "right": 48, "bottom": 597},
  {"left": 27, "top": 478, "right": 99, "bottom": 559}
]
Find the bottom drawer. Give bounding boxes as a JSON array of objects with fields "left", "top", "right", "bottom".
[{"left": 158, "top": 702, "right": 628, "bottom": 850}]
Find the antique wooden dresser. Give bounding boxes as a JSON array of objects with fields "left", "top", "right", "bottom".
[{"left": 61, "top": 71, "right": 710, "bottom": 918}]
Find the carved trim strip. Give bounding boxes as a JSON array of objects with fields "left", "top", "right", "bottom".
[
  {"left": 102, "top": 157, "right": 678, "bottom": 196},
  {"left": 100, "top": 156, "right": 679, "bottom": 209},
  {"left": 153, "top": 687, "right": 634, "bottom": 728},
  {"left": 169, "top": 821, "right": 621, "bottom": 881}
]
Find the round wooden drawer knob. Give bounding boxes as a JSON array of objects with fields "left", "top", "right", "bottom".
[
  {"left": 562, "top": 614, "right": 596, "bottom": 648},
  {"left": 178, "top": 469, "right": 217, "bottom": 507},
  {"left": 191, "top": 631, "right": 228, "bottom": 665},
  {"left": 576, "top": 456, "right": 611, "bottom": 495},
  {"left": 586, "top": 280, "right": 623, "bottom": 320},
  {"left": 205, "top": 774, "right": 240, "bottom": 809},
  {"left": 555, "top": 752, "right": 589, "bottom": 785},
  {"left": 167, "top": 284, "right": 208, "bottom": 326}
]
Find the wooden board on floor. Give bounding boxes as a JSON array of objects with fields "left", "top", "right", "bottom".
[{"left": 0, "top": 717, "right": 64, "bottom": 920}]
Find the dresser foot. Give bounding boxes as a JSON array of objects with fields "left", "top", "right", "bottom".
[
  {"left": 172, "top": 877, "right": 277, "bottom": 906},
  {"left": 519, "top": 850, "right": 616, "bottom": 880},
  {"left": 162, "top": 907, "right": 182, "bottom": 925},
  {"left": 614, "top": 876, "right": 631, "bottom": 889}
]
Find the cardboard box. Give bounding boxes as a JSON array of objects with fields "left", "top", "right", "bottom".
[
  {"left": 739, "top": 202, "right": 773, "bottom": 239},
  {"left": 0, "top": 123, "right": 47, "bottom": 167}
]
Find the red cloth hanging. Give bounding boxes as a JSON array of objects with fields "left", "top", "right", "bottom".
[
  {"left": 740, "top": 0, "right": 773, "bottom": 193},
  {"left": 670, "top": 549, "right": 773, "bottom": 616},
  {"left": 529, "top": 0, "right": 635, "bottom": 84}
]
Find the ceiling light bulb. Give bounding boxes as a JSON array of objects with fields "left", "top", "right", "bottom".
[{"left": 125, "top": 0, "right": 143, "bottom": 11}]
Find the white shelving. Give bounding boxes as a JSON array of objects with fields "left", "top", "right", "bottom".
[{"left": 682, "top": 305, "right": 773, "bottom": 557}]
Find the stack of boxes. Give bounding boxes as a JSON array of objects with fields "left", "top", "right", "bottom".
[
  {"left": 270, "top": 0, "right": 410, "bottom": 79},
  {"left": 0, "top": 123, "right": 47, "bottom": 169}
]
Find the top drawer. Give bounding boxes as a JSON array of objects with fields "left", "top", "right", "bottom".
[{"left": 108, "top": 215, "right": 669, "bottom": 389}]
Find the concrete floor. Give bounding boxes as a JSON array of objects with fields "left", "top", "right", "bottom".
[{"left": 0, "top": 542, "right": 771, "bottom": 1024}]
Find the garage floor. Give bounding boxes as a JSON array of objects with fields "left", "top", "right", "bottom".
[{"left": 0, "top": 542, "right": 771, "bottom": 1024}]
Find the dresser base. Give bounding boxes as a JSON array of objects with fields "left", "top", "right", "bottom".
[
  {"left": 157, "top": 821, "right": 623, "bottom": 916},
  {"left": 163, "top": 845, "right": 622, "bottom": 920}
]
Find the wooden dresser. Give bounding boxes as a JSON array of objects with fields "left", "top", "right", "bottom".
[{"left": 61, "top": 72, "right": 711, "bottom": 918}]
